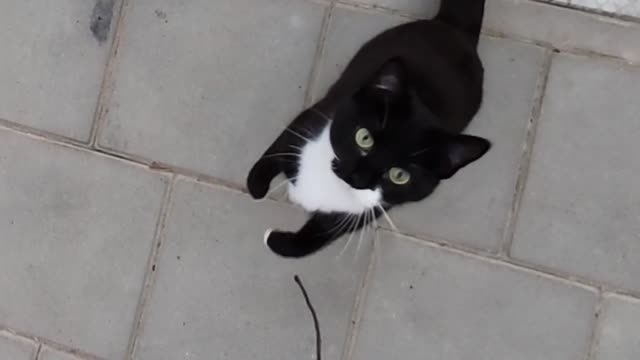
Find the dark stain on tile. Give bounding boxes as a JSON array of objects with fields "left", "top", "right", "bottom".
[
  {"left": 155, "top": 9, "right": 169, "bottom": 23},
  {"left": 154, "top": 9, "right": 167, "bottom": 19},
  {"left": 90, "top": 0, "right": 115, "bottom": 44}
]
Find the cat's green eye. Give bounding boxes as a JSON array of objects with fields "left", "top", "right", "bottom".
[
  {"left": 355, "top": 128, "right": 374, "bottom": 150},
  {"left": 389, "top": 167, "right": 411, "bottom": 185}
]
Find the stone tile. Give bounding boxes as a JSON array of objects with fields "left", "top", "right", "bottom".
[
  {"left": 0, "top": 129, "right": 167, "bottom": 359},
  {"left": 99, "top": 0, "right": 326, "bottom": 186},
  {"left": 511, "top": 54, "right": 640, "bottom": 292},
  {"left": 0, "top": 0, "right": 116, "bottom": 140},
  {"left": 39, "top": 347, "right": 81, "bottom": 360},
  {"left": 593, "top": 294, "right": 640, "bottom": 360},
  {"left": 311, "top": 6, "right": 409, "bottom": 100},
  {"left": 352, "top": 231, "right": 598, "bottom": 360},
  {"left": 389, "top": 37, "right": 545, "bottom": 250},
  {"left": 347, "top": 0, "right": 440, "bottom": 17},
  {"left": 135, "top": 180, "right": 373, "bottom": 360},
  {"left": 485, "top": 0, "right": 640, "bottom": 62},
  {"left": 0, "top": 333, "right": 36, "bottom": 360}
]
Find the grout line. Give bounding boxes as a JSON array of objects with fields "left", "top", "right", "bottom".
[
  {"left": 333, "top": 0, "right": 640, "bottom": 66},
  {"left": 0, "top": 118, "right": 88, "bottom": 149},
  {"left": 304, "top": 2, "right": 335, "bottom": 106},
  {"left": 91, "top": 144, "right": 254, "bottom": 196},
  {"left": 0, "top": 120, "right": 153, "bottom": 171},
  {"left": 33, "top": 344, "right": 42, "bottom": 360},
  {"left": 384, "top": 227, "right": 640, "bottom": 301},
  {"left": 88, "top": 0, "right": 131, "bottom": 147},
  {"left": 125, "top": 175, "right": 177, "bottom": 360},
  {"left": 499, "top": 49, "right": 554, "bottom": 256},
  {"left": 341, "top": 231, "right": 378, "bottom": 360},
  {"left": 482, "top": 28, "right": 640, "bottom": 67},
  {"left": 585, "top": 293, "right": 605, "bottom": 360},
  {"left": 385, "top": 229, "right": 598, "bottom": 292},
  {"left": 0, "top": 328, "right": 104, "bottom": 360},
  {"left": 379, "top": 223, "right": 499, "bottom": 256},
  {"left": 533, "top": 0, "right": 640, "bottom": 23},
  {"left": 334, "top": 0, "right": 421, "bottom": 19},
  {"left": 0, "top": 120, "right": 247, "bottom": 195},
  {"left": 336, "top": 0, "right": 640, "bottom": 25}
]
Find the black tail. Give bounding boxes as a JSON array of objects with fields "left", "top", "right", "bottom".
[{"left": 435, "top": 0, "right": 486, "bottom": 45}]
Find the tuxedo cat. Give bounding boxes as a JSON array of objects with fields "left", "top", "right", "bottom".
[{"left": 248, "top": 0, "right": 490, "bottom": 257}]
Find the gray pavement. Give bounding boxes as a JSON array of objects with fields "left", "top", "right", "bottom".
[{"left": 1, "top": 0, "right": 640, "bottom": 359}]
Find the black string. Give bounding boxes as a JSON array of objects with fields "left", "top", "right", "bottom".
[{"left": 294, "top": 275, "right": 321, "bottom": 360}]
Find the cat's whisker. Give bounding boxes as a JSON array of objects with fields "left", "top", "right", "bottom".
[
  {"left": 299, "top": 127, "right": 316, "bottom": 138},
  {"left": 356, "top": 210, "right": 371, "bottom": 257},
  {"left": 337, "top": 214, "right": 360, "bottom": 260},
  {"left": 261, "top": 152, "right": 301, "bottom": 160},
  {"left": 325, "top": 214, "right": 351, "bottom": 236},
  {"left": 263, "top": 176, "right": 296, "bottom": 200},
  {"left": 332, "top": 216, "right": 354, "bottom": 240},
  {"left": 374, "top": 219, "right": 380, "bottom": 250},
  {"left": 336, "top": 219, "right": 353, "bottom": 260},
  {"left": 372, "top": 209, "right": 380, "bottom": 232},
  {"left": 309, "top": 107, "right": 333, "bottom": 122},
  {"left": 285, "top": 128, "right": 311, "bottom": 142},
  {"left": 355, "top": 216, "right": 365, "bottom": 258},
  {"left": 377, "top": 204, "right": 398, "bottom": 232}
]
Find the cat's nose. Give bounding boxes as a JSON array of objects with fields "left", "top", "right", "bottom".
[{"left": 350, "top": 173, "right": 372, "bottom": 189}]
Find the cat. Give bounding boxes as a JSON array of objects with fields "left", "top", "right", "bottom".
[{"left": 248, "top": 0, "right": 490, "bottom": 258}]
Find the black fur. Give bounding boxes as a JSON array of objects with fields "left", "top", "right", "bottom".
[{"left": 248, "top": 0, "right": 490, "bottom": 257}]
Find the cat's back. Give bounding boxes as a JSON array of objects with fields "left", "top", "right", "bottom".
[{"left": 323, "top": 19, "right": 484, "bottom": 130}]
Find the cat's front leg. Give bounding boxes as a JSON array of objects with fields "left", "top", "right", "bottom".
[
  {"left": 247, "top": 150, "right": 282, "bottom": 199},
  {"left": 247, "top": 129, "right": 294, "bottom": 199},
  {"left": 265, "top": 211, "right": 377, "bottom": 258},
  {"left": 247, "top": 109, "right": 318, "bottom": 199}
]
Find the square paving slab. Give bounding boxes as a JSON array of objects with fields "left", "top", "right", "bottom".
[{"left": 512, "top": 54, "right": 640, "bottom": 293}]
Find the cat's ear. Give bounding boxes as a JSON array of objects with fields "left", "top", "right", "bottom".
[
  {"left": 367, "top": 60, "right": 406, "bottom": 99},
  {"left": 429, "top": 134, "right": 491, "bottom": 179}
]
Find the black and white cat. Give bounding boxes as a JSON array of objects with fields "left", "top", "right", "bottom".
[{"left": 248, "top": 0, "right": 490, "bottom": 257}]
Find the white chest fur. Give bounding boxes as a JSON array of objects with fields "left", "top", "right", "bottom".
[{"left": 287, "top": 123, "right": 381, "bottom": 214}]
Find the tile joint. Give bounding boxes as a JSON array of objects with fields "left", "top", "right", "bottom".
[
  {"left": 89, "top": 0, "right": 131, "bottom": 148},
  {"left": 33, "top": 344, "right": 42, "bottom": 360},
  {"left": 341, "top": 232, "right": 377, "bottom": 360},
  {"left": 500, "top": 49, "right": 554, "bottom": 256},
  {"left": 125, "top": 175, "right": 177, "bottom": 359},
  {"left": 0, "top": 327, "right": 104, "bottom": 360},
  {"left": 585, "top": 293, "right": 605, "bottom": 360},
  {"left": 304, "top": 2, "right": 335, "bottom": 107},
  {"left": 385, "top": 228, "right": 640, "bottom": 301}
]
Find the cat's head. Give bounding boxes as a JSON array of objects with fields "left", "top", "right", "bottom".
[{"left": 329, "top": 60, "right": 490, "bottom": 206}]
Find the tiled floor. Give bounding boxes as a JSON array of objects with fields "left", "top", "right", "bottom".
[{"left": 1, "top": 0, "right": 640, "bottom": 359}]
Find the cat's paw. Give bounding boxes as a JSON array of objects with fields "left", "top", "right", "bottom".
[
  {"left": 265, "top": 230, "right": 305, "bottom": 258},
  {"left": 247, "top": 163, "right": 270, "bottom": 199}
]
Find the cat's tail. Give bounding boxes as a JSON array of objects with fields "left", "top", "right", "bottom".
[{"left": 435, "top": 0, "right": 486, "bottom": 46}]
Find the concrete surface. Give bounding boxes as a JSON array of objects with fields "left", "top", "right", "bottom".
[{"left": 1, "top": 0, "right": 640, "bottom": 359}]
